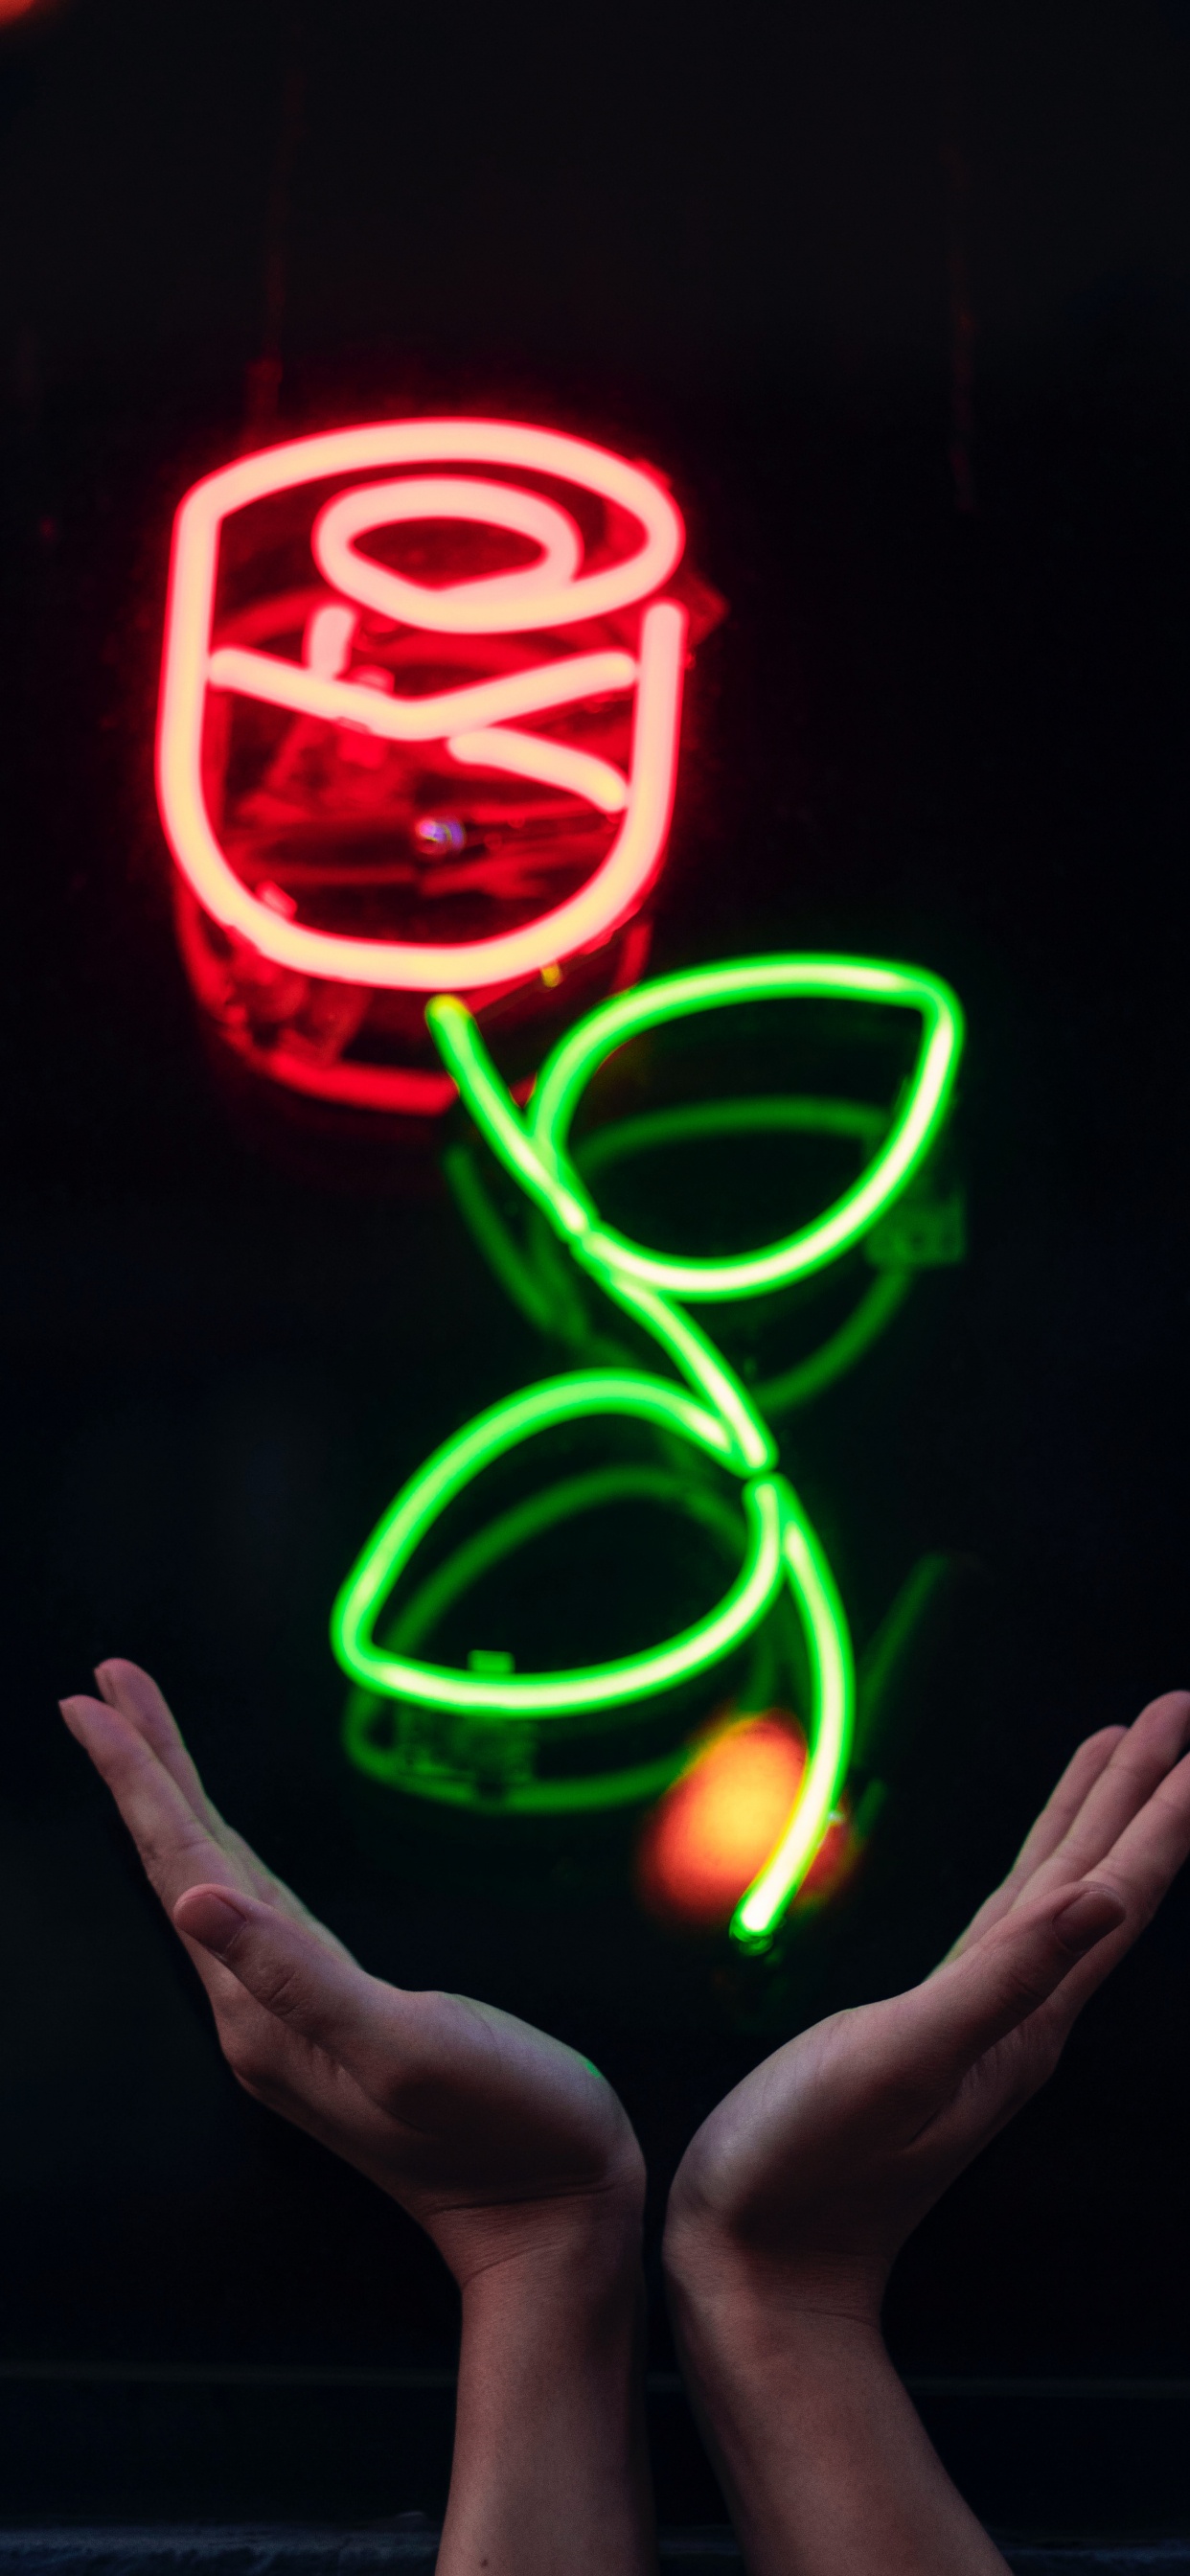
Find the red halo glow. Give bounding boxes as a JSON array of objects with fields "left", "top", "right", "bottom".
[{"left": 637, "top": 1714, "right": 808, "bottom": 1928}]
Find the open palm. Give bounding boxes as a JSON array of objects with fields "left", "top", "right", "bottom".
[
  {"left": 666, "top": 1690, "right": 1190, "bottom": 2321},
  {"left": 61, "top": 1661, "right": 642, "bottom": 2288}
]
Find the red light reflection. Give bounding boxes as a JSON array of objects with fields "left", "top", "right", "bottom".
[{"left": 636, "top": 1711, "right": 854, "bottom": 1930}]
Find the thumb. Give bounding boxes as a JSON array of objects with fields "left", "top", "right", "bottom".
[
  {"left": 173, "top": 1885, "right": 400, "bottom": 2071},
  {"left": 905, "top": 1878, "right": 1126, "bottom": 2088}
]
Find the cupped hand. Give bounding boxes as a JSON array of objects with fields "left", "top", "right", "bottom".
[
  {"left": 665, "top": 1690, "right": 1190, "bottom": 2325},
  {"left": 61, "top": 1662, "right": 643, "bottom": 2289}
]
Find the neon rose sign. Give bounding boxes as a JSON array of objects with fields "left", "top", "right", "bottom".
[
  {"left": 152, "top": 419, "right": 969, "bottom": 1949},
  {"left": 156, "top": 419, "right": 698, "bottom": 1112}
]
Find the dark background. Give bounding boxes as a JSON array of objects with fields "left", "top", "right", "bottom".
[{"left": 2, "top": 0, "right": 1190, "bottom": 2536}]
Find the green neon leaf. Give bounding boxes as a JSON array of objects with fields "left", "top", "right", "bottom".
[
  {"left": 332, "top": 950, "right": 964, "bottom": 1948},
  {"left": 529, "top": 955, "right": 964, "bottom": 1300},
  {"left": 382, "top": 1462, "right": 750, "bottom": 1660},
  {"left": 331, "top": 1372, "right": 786, "bottom": 1717}
]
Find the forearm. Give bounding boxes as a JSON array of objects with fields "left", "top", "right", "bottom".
[
  {"left": 438, "top": 2225, "right": 655, "bottom": 2576},
  {"left": 666, "top": 2266, "right": 1009, "bottom": 2576}
]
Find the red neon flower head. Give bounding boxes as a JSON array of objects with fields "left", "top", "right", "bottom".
[{"left": 157, "top": 419, "right": 699, "bottom": 1113}]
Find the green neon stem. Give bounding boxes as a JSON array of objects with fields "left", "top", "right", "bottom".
[
  {"left": 427, "top": 994, "right": 591, "bottom": 1239},
  {"left": 576, "top": 1251, "right": 776, "bottom": 1475},
  {"left": 730, "top": 1488, "right": 855, "bottom": 1947},
  {"left": 333, "top": 952, "right": 964, "bottom": 1946},
  {"left": 446, "top": 1101, "right": 914, "bottom": 1419}
]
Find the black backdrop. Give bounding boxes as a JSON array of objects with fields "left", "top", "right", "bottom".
[{"left": 2, "top": 0, "right": 1190, "bottom": 2532}]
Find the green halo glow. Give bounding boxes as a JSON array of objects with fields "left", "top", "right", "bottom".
[{"left": 333, "top": 952, "right": 965, "bottom": 1947}]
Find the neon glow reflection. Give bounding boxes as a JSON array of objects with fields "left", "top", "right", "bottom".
[
  {"left": 332, "top": 952, "right": 965, "bottom": 1948},
  {"left": 636, "top": 1713, "right": 856, "bottom": 1929}
]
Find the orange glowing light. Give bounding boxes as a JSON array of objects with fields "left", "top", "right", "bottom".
[
  {"left": 637, "top": 1714, "right": 812, "bottom": 1928},
  {"left": 156, "top": 419, "right": 688, "bottom": 999}
]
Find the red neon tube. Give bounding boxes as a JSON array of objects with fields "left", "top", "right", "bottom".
[{"left": 157, "top": 419, "right": 689, "bottom": 999}]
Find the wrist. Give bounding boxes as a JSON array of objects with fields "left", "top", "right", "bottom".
[
  {"left": 452, "top": 2178, "right": 645, "bottom": 2318},
  {"left": 663, "top": 2195, "right": 888, "bottom": 2347},
  {"left": 663, "top": 2226, "right": 1007, "bottom": 2576},
  {"left": 666, "top": 2246, "right": 892, "bottom": 2427},
  {"left": 443, "top": 2196, "right": 653, "bottom": 2576}
]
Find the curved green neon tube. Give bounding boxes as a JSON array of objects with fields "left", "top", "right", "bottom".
[
  {"left": 731, "top": 1493, "right": 855, "bottom": 1948},
  {"left": 429, "top": 993, "right": 590, "bottom": 1238},
  {"left": 345, "top": 1462, "right": 755, "bottom": 1814},
  {"left": 343, "top": 1468, "right": 844, "bottom": 1825},
  {"left": 334, "top": 1446, "right": 785, "bottom": 1716},
  {"left": 339, "top": 1453, "right": 757, "bottom": 1813},
  {"left": 444, "top": 1098, "right": 912, "bottom": 1410},
  {"left": 527, "top": 956, "right": 964, "bottom": 1300},
  {"left": 334, "top": 952, "right": 965, "bottom": 1947},
  {"left": 380, "top": 1461, "right": 751, "bottom": 1663},
  {"left": 577, "top": 1255, "right": 777, "bottom": 1475}
]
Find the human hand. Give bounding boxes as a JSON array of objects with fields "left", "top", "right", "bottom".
[
  {"left": 665, "top": 1690, "right": 1190, "bottom": 2328},
  {"left": 60, "top": 1661, "right": 643, "bottom": 2292}
]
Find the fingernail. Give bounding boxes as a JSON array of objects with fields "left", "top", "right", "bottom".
[
  {"left": 1053, "top": 1884, "right": 1126, "bottom": 1953},
  {"left": 174, "top": 1888, "right": 252, "bottom": 1950}
]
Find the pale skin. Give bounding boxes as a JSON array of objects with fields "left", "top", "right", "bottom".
[
  {"left": 60, "top": 1661, "right": 653, "bottom": 2576},
  {"left": 61, "top": 1668, "right": 1190, "bottom": 2575},
  {"left": 664, "top": 1690, "right": 1190, "bottom": 2574}
]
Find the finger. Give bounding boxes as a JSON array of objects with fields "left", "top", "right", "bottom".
[
  {"left": 948, "top": 1728, "right": 1127, "bottom": 1958},
  {"left": 213, "top": 1821, "right": 356, "bottom": 1947},
  {"left": 95, "top": 1661, "right": 221, "bottom": 1829},
  {"left": 173, "top": 1886, "right": 413, "bottom": 2091},
  {"left": 60, "top": 1692, "right": 249, "bottom": 1912},
  {"left": 1101, "top": 1741, "right": 1190, "bottom": 1908},
  {"left": 898, "top": 1877, "right": 1127, "bottom": 2109},
  {"left": 93, "top": 1662, "right": 332, "bottom": 1932},
  {"left": 958, "top": 1695, "right": 1190, "bottom": 1958},
  {"left": 1007, "top": 1728, "right": 1130, "bottom": 1887},
  {"left": 1029, "top": 1744, "right": 1190, "bottom": 2033},
  {"left": 61, "top": 1693, "right": 358, "bottom": 2034},
  {"left": 983, "top": 1692, "right": 1190, "bottom": 1937},
  {"left": 175, "top": 1889, "right": 605, "bottom": 2162}
]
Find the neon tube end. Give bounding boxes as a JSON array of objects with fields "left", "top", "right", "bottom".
[{"left": 728, "top": 1904, "right": 776, "bottom": 1954}]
